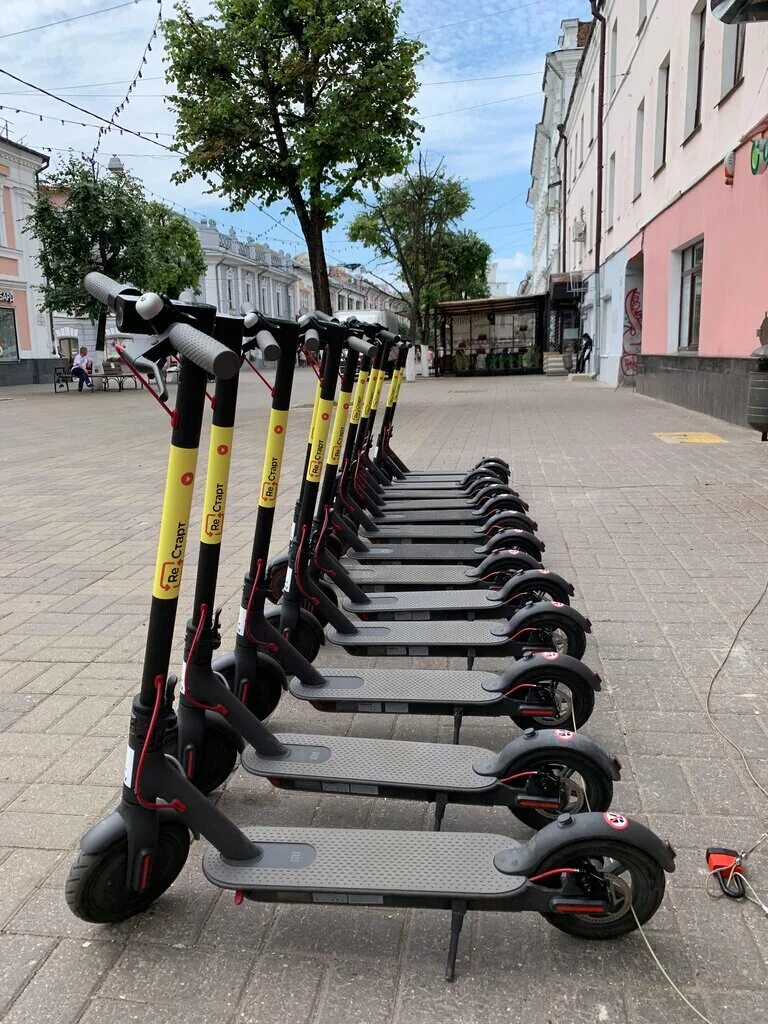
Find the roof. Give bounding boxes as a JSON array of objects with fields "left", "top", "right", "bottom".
[
  {"left": 0, "top": 136, "right": 48, "bottom": 167},
  {"left": 435, "top": 295, "right": 545, "bottom": 318}
]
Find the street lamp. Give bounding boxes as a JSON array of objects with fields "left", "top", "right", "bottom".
[{"left": 107, "top": 155, "right": 125, "bottom": 176}]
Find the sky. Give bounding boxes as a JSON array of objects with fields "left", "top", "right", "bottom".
[{"left": 0, "top": 0, "right": 591, "bottom": 291}]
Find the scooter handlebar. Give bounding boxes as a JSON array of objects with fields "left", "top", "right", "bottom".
[
  {"left": 167, "top": 322, "right": 241, "bottom": 380},
  {"left": 83, "top": 271, "right": 138, "bottom": 310},
  {"left": 376, "top": 328, "right": 399, "bottom": 344},
  {"left": 254, "top": 329, "right": 280, "bottom": 360},
  {"left": 302, "top": 326, "right": 321, "bottom": 353},
  {"left": 346, "top": 334, "right": 376, "bottom": 357}
]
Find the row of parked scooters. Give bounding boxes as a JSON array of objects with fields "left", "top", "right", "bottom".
[{"left": 66, "top": 273, "right": 675, "bottom": 981}]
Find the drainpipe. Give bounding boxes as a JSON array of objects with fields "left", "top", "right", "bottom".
[
  {"left": 591, "top": 0, "right": 607, "bottom": 370},
  {"left": 556, "top": 124, "right": 568, "bottom": 274}
]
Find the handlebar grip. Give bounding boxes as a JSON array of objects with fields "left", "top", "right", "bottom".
[
  {"left": 346, "top": 335, "right": 375, "bottom": 357},
  {"left": 303, "top": 327, "right": 320, "bottom": 353},
  {"left": 83, "top": 272, "right": 134, "bottom": 310},
  {"left": 311, "top": 310, "right": 335, "bottom": 322},
  {"left": 255, "top": 329, "right": 280, "bottom": 360},
  {"left": 168, "top": 322, "right": 241, "bottom": 379},
  {"left": 240, "top": 301, "right": 258, "bottom": 316},
  {"left": 377, "top": 329, "right": 399, "bottom": 344}
]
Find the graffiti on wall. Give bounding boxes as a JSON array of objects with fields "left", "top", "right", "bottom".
[{"left": 621, "top": 286, "right": 643, "bottom": 378}]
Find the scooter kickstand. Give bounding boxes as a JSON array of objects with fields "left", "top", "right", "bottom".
[
  {"left": 451, "top": 708, "right": 463, "bottom": 745},
  {"left": 432, "top": 792, "right": 448, "bottom": 831},
  {"left": 445, "top": 900, "right": 468, "bottom": 982}
]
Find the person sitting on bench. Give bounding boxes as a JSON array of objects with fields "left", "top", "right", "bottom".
[{"left": 71, "top": 347, "right": 94, "bottom": 391}]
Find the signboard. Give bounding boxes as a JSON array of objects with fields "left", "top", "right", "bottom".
[{"left": 0, "top": 291, "right": 13, "bottom": 303}]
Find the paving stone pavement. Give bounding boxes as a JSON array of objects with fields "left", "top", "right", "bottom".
[{"left": 1, "top": 371, "right": 767, "bottom": 1023}]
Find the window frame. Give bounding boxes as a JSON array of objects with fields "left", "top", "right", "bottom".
[
  {"left": 634, "top": 98, "right": 645, "bottom": 200},
  {"left": 693, "top": 9, "right": 706, "bottom": 132},
  {"left": 0, "top": 306, "right": 19, "bottom": 362},
  {"left": 678, "top": 240, "right": 704, "bottom": 351},
  {"left": 654, "top": 57, "right": 671, "bottom": 173}
]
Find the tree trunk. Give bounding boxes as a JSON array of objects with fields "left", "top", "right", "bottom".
[
  {"left": 306, "top": 208, "right": 333, "bottom": 314},
  {"left": 95, "top": 308, "right": 108, "bottom": 352}
]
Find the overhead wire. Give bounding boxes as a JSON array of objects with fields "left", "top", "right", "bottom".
[{"left": 0, "top": 1, "right": 152, "bottom": 40}]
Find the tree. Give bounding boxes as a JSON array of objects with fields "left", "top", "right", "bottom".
[
  {"left": 26, "top": 157, "right": 206, "bottom": 351},
  {"left": 439, "top": 230, "right": 492, "bottom": 302},
  {"left": 164, "top": 0, "right": 423, "bottom": 313},
  {"left": 347, "top": 156, "right": 473, "bottom": 340}
]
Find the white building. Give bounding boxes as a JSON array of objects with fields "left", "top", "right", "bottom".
[
  {"left": 552, "top": 0, "right": 768, "bottom": 393},
  {"left": 180, "top": 220, "right": 297, "bottom": 319},
  {"left": 487, "top": 262, "right": 510, "bottom": 298},
  {"left": 525, "top": 19, "right": 591, "bottom": 297},
  {"left": 0, "top": 137, "right": 53, "bottom": 385}
]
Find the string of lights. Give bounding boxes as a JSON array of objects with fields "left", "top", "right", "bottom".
[
  {"left": 0, "top": 102, "right": 171, "bottom": 137},
  {"left": 94, "top": 0, "right": 164, "bottom": 158}
]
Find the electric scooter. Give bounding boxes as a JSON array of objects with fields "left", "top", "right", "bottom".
[
  {"left": 206, "top": 313, "right": 601, "bottom": 733},
  {"left": 162, "top": 310, "right": 620, "bottom": 832},
  {"left": 66, "top": 278, "right": 675, "bottom": 985}
]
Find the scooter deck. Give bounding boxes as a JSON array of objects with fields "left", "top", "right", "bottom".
[
  {"left": 342, "top": 562, "right": 488, "bottom": 589},
  {"left": 289, "top": 668, "right": 502, "bottom": 708},
  {"left": 364, "top": 524, "right": 506, "bottom": 542},
  {"left": 341, "top": 588, "right": 506, "bottom": 617},
  {"left": 345, "top": 542, "right": 496, "bottom": 565},
  {"left": 326, "top": 618, "right": 509, "bottom": 653},
  {"left": 241, "top": 733, "right": 495, "bottom": 791},
  {"left": 380, "top": 498, "right": 495, "bottom": 511},
  {"left": 203, "top": 826, "right": 524, "bottom": 899},
  {"left": 380, "top": 492, "right": 480, "bottom": 505},
  {"left": 374, "top": 508, "right": 488, "bottom": 525}
]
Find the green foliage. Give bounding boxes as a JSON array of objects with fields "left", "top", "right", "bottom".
[
  {"left": 143, "top": 201, "right": 207, "bottom": 299},
  {"left": 438, "top": 230, "right": 492, "bottom": 302},
  {"left": 164, "top": 0, "right": 423, "bottom": 310},
  {"left": 348, "top": 157, "right": 487, "bottom": 339},
  {"left": 25, "top": 157, "right": 205, "bottom": 347}
]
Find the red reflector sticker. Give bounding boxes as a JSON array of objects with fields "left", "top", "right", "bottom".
[
  {"left": 554, "top": 729, "right": 575, "bottom": 741},
  {"left": 604, "top": 812, "right": 629, "bottom": 830}
]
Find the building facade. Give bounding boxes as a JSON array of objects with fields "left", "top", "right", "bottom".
[
  {"left": 541, "top": 0, "right": 768, "bottom": 410},
  {"left": 0, "top": 138, "right": 53, "bottom": 385},
  {"left": 525, "top": 19, "right": 591, "bottom": 298}
]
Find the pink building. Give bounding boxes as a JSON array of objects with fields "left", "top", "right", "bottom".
[{"left": 530, "top": 0, "right": 768, "bottom": 421}]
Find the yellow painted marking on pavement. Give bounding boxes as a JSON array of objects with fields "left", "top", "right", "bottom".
[{"left": 654, "top": 432, "right": 728, "bottom": 444}]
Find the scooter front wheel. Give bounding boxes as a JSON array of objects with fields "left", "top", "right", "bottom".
[
  {"left": 507, "top": 751, "right": 613, "bottom": 831},
  {"left": 65, "top": 822, "right": 190, "bottom": 923},
  {"left": 534, "top": 840, "right": 665, "bottom": 939},
  {"left": 186, "top": 713, "right": 239, "bottom": 795}
]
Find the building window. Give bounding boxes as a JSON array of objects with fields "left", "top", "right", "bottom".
[
  {"left": 275, "top": 287, "right": 282, "bottom": 316},
  {"left": 639, "top": 0, "right": 647, "bottom": 30},
  {"left": 685, "top": 5, "right": 706, "bottom": 139},
  {"left": 261, "top": 284, "right": 269, "bottom": 313},
  {"left": 634, "top": 99, "right": 645, "bottom": 199},
  {"left": 590, "top": 84, "right": 596, "bottom": 141},
  {"left": 606, "top": 152, "right": 616, "bottom": 229},
  {"left": 588, "top": 189, "right": 594, "bottom": 253},
  {"left": 579, "top": 115, "right": 585, "bottom": 166},
  {"left": 679, "top": 240, "right": 704, "bottom": 350},
  {"left": 0, "top": 307, "right": 19, "bottom": 361},
  {"left": 609, "top": 21, "right": 618, "bottom": 98},
  {"left": 226, "top": 276, "right": 234, "bottom": 309},
  {"left": 356, "top": 300, "right": 363, "bottom": 310},
  {"left": 654, "top": 57, "right": 670, "bottom": 172},
  {"left": 721, "top": 23, "right": 746, "bottom": 99}
]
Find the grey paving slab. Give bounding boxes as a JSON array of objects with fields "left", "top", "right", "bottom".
[{"left": 2, "top": 373, "right": 768, "bottom": 1023}]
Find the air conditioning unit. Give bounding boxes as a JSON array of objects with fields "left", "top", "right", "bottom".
[{"left": 572, "top": 220, "right": 587, "bottom": 243}]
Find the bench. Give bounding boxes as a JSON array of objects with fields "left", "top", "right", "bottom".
[{"left": 53, "top": 362, "right": 139, "bottom": 393}]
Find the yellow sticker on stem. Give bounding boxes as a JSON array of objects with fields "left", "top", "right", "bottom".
[
  {"left": 350, "top": 371, "right": 369, "bottom": 425},
  {"left": 328, "top": 390, "right": 351, "bottom": 466},
  {"left": 152, "top": 445, "right": 199, "bottom": 600},
  {"left": 306, "top": 397, "right": 334, "bottom": 482},
  {"left": 200, "top": 425, "right": 233, "bottom": 544},
  {"left": 260, "top": 409, "right": 289, "bottom": 508}
]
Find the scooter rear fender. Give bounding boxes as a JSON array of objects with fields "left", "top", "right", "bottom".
[
  {"left": 501, "top": 602, "right": 591, "bottom": 639},
  {"left": 472, "top": 727, "right": 621, "bottom": 782},
  {"left": 485, "top": 652, "right": 602, "bottom": 695},
  {"left": 496, "top": 812, "right": 676, "bottom": 875}
]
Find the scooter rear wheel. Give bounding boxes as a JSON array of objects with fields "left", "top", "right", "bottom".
[
  {"left": 501, "top": 580, "right": 571, "bottom": 610},
  {"left": 507, "top": 751, "right": 613, "bottom": 831},
  {"left": 534, "top": 840, "right": 665, "bottom": 939},
  {"left": 65, "top": 822, "right": 190, "bottom": 923},
  {"left": 509, "top": 677, "right": 595, "bottom": 731}
]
